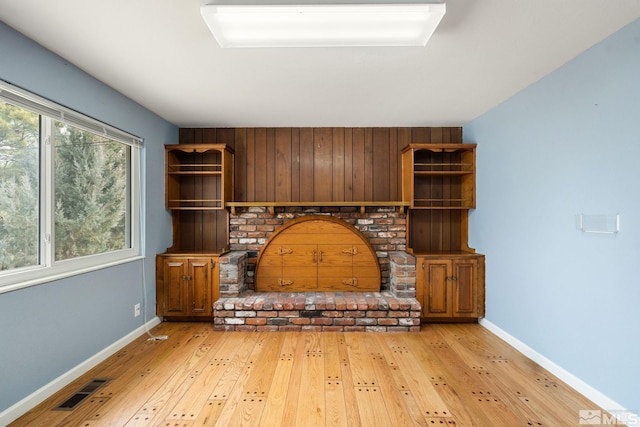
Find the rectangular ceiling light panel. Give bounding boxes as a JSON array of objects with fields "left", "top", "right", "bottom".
[{"left": 200, "top": 3, "right": 446, "bottom": 48}]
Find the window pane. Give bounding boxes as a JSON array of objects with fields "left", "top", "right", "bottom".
[
  {"left": 0, "top": 101, "right": 40, "bottom": 271},
  {"left": 54, "top": 122, "right": 129, "bottom": 261}
]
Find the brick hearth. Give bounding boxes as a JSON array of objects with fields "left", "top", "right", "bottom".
[{"left": 214, "top": 291, "right": 421, "bottom": 332}]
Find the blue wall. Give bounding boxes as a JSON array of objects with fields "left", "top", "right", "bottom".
[
  {"left": 465, "top": 19, "right": 640, "bottom": 411},
  {"left": 0, "top": 22, "right": 176, "bottom": 413}
]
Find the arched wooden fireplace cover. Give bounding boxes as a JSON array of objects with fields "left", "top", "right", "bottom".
[{"left": 255, "top": 215, "right": 380, "bottom": 292}]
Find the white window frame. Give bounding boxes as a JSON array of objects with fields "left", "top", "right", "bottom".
[{"left": 0, "top": 80, "right": 143, "bottom": 294}]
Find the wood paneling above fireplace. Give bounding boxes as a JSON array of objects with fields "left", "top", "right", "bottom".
[{"left": 178, "top": 127, "right": 463, "bottom": 206}]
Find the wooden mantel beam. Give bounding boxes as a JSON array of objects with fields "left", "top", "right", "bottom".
[{"left": 226, "top": 201, "right": 408, "bottom": 216}]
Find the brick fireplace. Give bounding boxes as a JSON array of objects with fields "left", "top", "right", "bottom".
[
  {"left": 214, "top": 206, "right": 420, "bottom": 331},
  {"left": 230, "top": 206, "right": 408, "bottom": 290}
]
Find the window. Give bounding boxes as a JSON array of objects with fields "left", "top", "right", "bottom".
[
  {"left": 0, "top": 81, "right": 142, "bottom": 292},
  {"left": 0, "top": 102, "right": 39, "bottom": 270},
  {"left": 53, "top": 122, "right": 130, "bottom": 260}
]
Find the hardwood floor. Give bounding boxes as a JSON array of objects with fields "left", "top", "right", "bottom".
[{"left": 10, "top": 322, "right": 619, "bottom": 426}]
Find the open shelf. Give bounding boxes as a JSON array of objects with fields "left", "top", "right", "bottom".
[
  {"left": 401, "top": 143, "right": 478, "bottom": 249},
  {"left": 414, "top": 170, "right": 473, "bottom": 175},
  {"left": 165, "top": 144, "right": 233, "bottom": 211},
  {"left": 168, "top": 163, "right": 223, "bottom": 175},
  {"left": 168, "top": 171, "right": 223, "bottom": 175},
  {"left": 167, "top": 199, "right": 224, "bottom": 210},
  {"left": 414, "top": 163, "right": 474, "bottom": 173},
  {"left": 403, "top": 144, "right": 476, "bottom": 210}
]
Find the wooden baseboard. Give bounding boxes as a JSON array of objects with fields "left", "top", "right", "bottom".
[
  {"left": 0, "top": 317, "right": 162, "bottom": 426},
  {"left": 479, "top": 318, "right": 634, "bottom": 424}
]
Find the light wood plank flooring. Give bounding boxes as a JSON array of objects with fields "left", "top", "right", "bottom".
[{"left": 10, "top": 322, "right": 620, "bottom": 426}]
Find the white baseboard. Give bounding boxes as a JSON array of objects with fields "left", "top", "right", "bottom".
[
  {"left": 0, "top": 317, "right": 162, "bottom": 426},
  {"left": 479, "top": 318, "right": 637, "bottom": 425}
]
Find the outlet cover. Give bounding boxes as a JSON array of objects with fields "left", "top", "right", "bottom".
[{"left": 134, "top": 303, "right": 141, "bottom": 317}]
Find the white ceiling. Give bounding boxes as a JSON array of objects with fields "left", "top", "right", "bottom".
[{"left": 1, "top": 0, "right": 639, "bottom": 128}]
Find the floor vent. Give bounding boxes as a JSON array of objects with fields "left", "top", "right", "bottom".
[{"left": 55, "top": 378, "right": 110, "bottom": 410}]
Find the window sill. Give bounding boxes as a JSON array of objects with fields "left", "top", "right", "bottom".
[{"left": 0, "top": 255, "right": 145, "bottom": 295}]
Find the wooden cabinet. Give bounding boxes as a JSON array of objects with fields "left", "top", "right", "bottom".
[
  {"left": 257, "top": 243, "right": 379, "bottom": 292},
  {"left": 158, "top": 144, "right": 232, "bottom": 321},
  {"left": 156, "top": 254, "right": 219, "bottom": 320},
  {"left": 255, "top": 216, "right": 380, "bottom": 292},
  {"left": 402, "top": 143, "right": 485, "bottom": 322},
  {"left": 416, "top": 254, "right": 485, "bottom": 321}
]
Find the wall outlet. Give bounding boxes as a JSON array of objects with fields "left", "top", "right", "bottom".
[{"left": 134, "top": 303, "right": 141, "bottom": 317}]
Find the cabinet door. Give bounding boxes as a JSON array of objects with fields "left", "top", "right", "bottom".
[
  {"left": 342, "top": 244, "right": 380, "bottom": 292},
  {"left": 211, "top": 257, "right": 220, "bottom": 304},
  {"left": 317, "top": 244, "right": 355, "bottom": 291},
  {"left": 420, "top": 259, "right": 452, "bottom": 318},
  {"left": 282, "top": 245, "right": 317, "bottom": 291},
  {"left": 188, "top": 258, "right": 212, "bottom": 316},
  {"left": 418, "top": 256, "right": 483, "bottom": 321},
  {"left": 452, "top": 259, "right": 479, "bottom": 317},
  {"left": 162, "top": 258, "right": 189, "bottom": 316}
]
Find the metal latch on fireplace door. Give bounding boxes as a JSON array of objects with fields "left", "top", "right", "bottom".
[
  {"left": 277, "top": 247, "right": 294, "bottom": 255},
  {"left": 342, "top": 278, "right": 358, "bottom": 287},
  {"left": 278, "top": 279, "right": 294, "bottom": 287}
]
